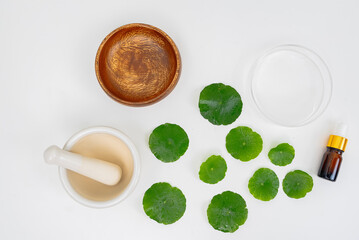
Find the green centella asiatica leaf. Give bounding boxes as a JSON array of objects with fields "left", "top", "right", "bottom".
[
  {"left": 198, "top": 83, "right": 243, "bottom": 125},
  {"left": 283, "top": 170, "right": 313, "bottom": 199},
  {"left": 199, "top": 155, "right": 227, "bottom": 184},
  {"left": 248, "top": 168, "right": 279, "bottom": 201},
  {"left": 143, "top": 182, "right": 186, "bottom": 225},
  {"left": 207, "top": 191, "right": 248, "bottom": 233},
  {"left": 149, "top": 123, "right": 189, "bottom": 163},
  {"left": 226, "top": 126, "right": 263, "bottom": 161},
  {"left": 268, "top": 143, "right": 295, "bottom": 166}
]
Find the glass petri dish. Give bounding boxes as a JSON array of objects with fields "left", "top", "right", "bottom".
[{"left": 250, "top": 45, "right": 332, "bottom": 127}]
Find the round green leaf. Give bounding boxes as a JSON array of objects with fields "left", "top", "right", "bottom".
[
  {"left": 248, "top": 168, "right": 279, "bottom": 201},
  {"left": 226, "top": 126, "right": 263, "bottom": 161},
  {"left": 199, "top": 155, "right": 227, "bottom": 184},
  {"left": 198, "top": 83, "right": 243, "bottom": 125},
  {"left": 149, "top": 123, "right": 189, "bottom": 163},
  {"left": 143, "top": 182, "right": 186, "bottom": 225},
  {"left": 268, "top": 143, "right": 295, "bottom": 166},
  {"left": 283, "top": 170, "right": 313, "bottom": 199},
  {"left": 207, "top": 191, "right": 248, "bottom": 233}
]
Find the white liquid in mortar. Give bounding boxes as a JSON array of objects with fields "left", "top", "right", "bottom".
[{"left": 67, "top": 133, "right": 134, "bottom": 201}]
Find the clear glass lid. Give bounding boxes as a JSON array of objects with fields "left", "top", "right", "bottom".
[{"left": 250, "top": 45, "right": 332, "bottom": 127}]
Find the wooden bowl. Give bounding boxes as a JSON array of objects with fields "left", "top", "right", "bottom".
[{"left": 95, "top": 23, "right": 181, "bottom": 106}]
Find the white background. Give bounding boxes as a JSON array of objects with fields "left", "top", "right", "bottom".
[{"left": 1, "top": 0, "right": 358, "bottom": 239}]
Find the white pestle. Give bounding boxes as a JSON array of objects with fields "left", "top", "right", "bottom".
[{"left": 44, "top": 145, "right": 122, "bottom": 186}]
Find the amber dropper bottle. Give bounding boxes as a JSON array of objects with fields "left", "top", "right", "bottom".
[{"left": 318, "top": 123, "right": 348, "bottom": 181}]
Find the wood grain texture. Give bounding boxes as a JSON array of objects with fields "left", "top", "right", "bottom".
[{"left": 95, "top": 23, "right": 181, "bottom": 106}]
